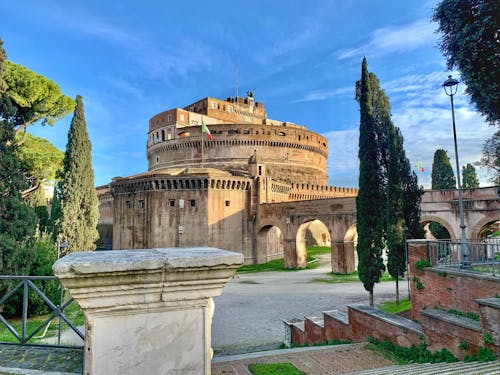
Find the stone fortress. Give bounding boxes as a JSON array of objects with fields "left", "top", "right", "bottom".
[{"left": 97, "top": 92, "right": 358, "bottom": 264}]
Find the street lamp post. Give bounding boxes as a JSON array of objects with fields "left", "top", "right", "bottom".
[{"left": 442, "top": 75, "right": 468, "bottom": 266}]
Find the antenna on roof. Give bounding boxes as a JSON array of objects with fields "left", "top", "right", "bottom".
[{"left": 235, "top": 49, "right": 239, "bottom": 99}]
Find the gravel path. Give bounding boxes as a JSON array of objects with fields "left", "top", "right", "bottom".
[{"left": 212, "top": 255, "right": 409, "bottom": 355}]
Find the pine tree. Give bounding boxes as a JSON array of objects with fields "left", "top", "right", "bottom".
[
  {"left": 356, "top": 57, "right": 385, "bottom": 307},
  {"left": 58, "top": 95, "right": 99, "bottom": 254},
  {"left": 462, "top": 163, "right": 480, "bottom": 189},
  {"left": 430, "top": 149, "right": 455, "bottom": 239}
]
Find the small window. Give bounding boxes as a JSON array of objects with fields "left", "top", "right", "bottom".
[
  {"left": 139, "top": 200, "right": 144, "bottom": 209},
  {"left": 169, "top": 199, "right": 175, "bottom": 207},
  {"left": 126, "top": 200, "right": 132, "bottom": 208},
  {"left": 258, "top": 166, "right": 262, "bottom": 176},
  {"left": 190, "top": 199, "right": 196, "bottom": 207},
  {"left": 211, "top": 102, "right": 218, "bottom": 109},
  {"left": 167, "top": 114, "right": 172, "bottom": 122},
  {"left": 155, "top": 156, "right": 160, "bottom": 165},
  {"left": 225, "top": 200, "right": 230, "bottom": 207},
  {"left": 228, "top": 105, "right": 233, "bottom": 113}
]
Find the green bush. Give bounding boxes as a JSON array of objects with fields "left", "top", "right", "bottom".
[
  {"left": 0, "top": 232, "right": 59, "bottom": 317},
  {"left": 367, "top": 337, "right": 458, "bottom": 364},
  {"left": 415, "top": 258, "right": 431, "bottom": 271}
]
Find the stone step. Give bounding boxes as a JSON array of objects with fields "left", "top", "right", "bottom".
[
  {"left": 323, "top": 309, "right": 348, "bottom": 324},
  {"left": 304, "top": 316, "right": 324, "bottom": 328},
  {"left": 344, "top": 360, "right": 500, "bottom": 375},
  {"left": 304, "top": 316, "right": 325, "bottom": 344}
]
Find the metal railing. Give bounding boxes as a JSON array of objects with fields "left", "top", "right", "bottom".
[
  {"left": 0, "top": 275, "right": 84, "bottom": 348},
  {"left": 427, "top": 239, "right": 500, "bottom": 276}
]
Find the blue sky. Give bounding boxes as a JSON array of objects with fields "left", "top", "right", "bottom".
[{"left": 1, "top": 0, "right": 496, "bottom": 188}]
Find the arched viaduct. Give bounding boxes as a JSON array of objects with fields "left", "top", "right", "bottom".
[{"left": 256, "top": 186, "right": 500, "bottom": 272}]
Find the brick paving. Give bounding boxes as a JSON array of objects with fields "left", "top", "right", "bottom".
[{"left": 211, "top": 343, "right": 394, "bottom": 375}]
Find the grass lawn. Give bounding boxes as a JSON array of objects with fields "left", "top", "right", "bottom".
[
  {"left": 248, "top": 363, "right": 305, "bottom": 375},
  {"left": 377, "top": 299, "right": 411, "bottom": 314},
  {"left": 238, "top": 246, "right": 331, "bottom": 273},
  {"left": 0, "top": 299, "right": 84, "bottom": 344},
  {"left": 310, "top": 271, "right": 395, "bottom": 284}
]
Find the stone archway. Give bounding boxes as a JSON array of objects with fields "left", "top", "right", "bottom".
[
  {"left": 421, "top": 215, "right": 457, "bottom": 240},
  {"left": 256, "top": 225, "right": 284, "bottom": 264},
  {"left": 470, "top": 218, "right": 500, "bottom": 239},
  {"left": 295, "top": 219, "right": 331, "bottom": 269}
]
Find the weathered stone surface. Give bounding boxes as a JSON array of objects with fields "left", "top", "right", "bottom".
[{"left": 53, "top": 247, "right": 243, "bottom": 375}]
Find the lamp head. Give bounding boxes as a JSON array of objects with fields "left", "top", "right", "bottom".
[{"left": 442, "top": 75, "right": 459, "bottom": 96}]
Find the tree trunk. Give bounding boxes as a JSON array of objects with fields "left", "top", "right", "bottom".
[
  {"left": 369, "top": 290, "right": 374, "bottom": 307},
  {"left": 395, "top": 276, "right": 400, "bottom": 305}
]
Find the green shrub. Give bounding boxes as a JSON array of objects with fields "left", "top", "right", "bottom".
[
  {"left": 459, "top": 340, "right": 470, "bottom": 350},
  {"left": 367, "top": 337, "right": 458, "bottom": 364},
  {"left": 0, "top": 232, "right": 59, "bottom": 317},
  {"left": 483, "top": 331, "right": 494, "bottom": 345},
  {"left": 464, "top": 346, "right": 496, "bottom": 362},
  {"left": 415, "top": 258, "right": 431, "bottom": 271},
  {"left": 412, "top": 276, "right": 424, "bottom": 290}
]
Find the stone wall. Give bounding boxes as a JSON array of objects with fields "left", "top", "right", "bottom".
[{"left": 146, "top": 123, "right": 328, "bottom": 185}]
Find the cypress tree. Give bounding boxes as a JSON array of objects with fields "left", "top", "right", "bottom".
[
  {"left": 356, "top": 57, "right": 385, "bottom": 307},
  {"left": 386, "top": 126, "right": 405, "bottom": 304},
  {"left": 397, "top": 129, "right": 425, "bottom": 239},
  {"left": 462, "top": 163, "right": 479, "bottom": 189},
  {"left": 431, "top": 149, "right": 456, "bottom": 190},
  {"left": 58, "top": 95, "right": 99, "bottom": 254},
  {"left": 430, "top": 149, "right": 455, "bottom": 239}
]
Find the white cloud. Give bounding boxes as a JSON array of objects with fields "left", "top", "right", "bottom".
[
  {"left": 321, "top": 69, "right": 495, "bottom": 189},
  {"left": 337, "top": 19, "right": 437, "bottom": 60},
  {"left": 292, "top": 86, "right": 353, "bottom": 103}
]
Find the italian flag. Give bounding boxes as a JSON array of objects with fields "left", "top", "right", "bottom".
[{"left": 201, "top": 120, "right": 213, "bottom": 141}]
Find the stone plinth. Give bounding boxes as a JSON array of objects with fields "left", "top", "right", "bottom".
[{"left": 53, "top": 247, "right": 243, "bottom": 375}]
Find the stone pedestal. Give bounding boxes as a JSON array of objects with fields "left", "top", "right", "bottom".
[{"left": 53, "top": 247, "right": 243, "bottom": 375}]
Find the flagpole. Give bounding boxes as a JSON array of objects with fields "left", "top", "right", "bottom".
[{"left": 201, "top": 117, "right": 204, "bottom": 167}]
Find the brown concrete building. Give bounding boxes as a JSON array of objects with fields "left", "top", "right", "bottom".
[{"left": 97, "top": 93, "right": 357, "bottom": 263}]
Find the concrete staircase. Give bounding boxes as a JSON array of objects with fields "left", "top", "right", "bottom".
[{"left": 343, "top": 360, "right": 500, "bottom": 374}]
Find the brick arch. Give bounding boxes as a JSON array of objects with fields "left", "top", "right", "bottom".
[
  {"left": 420, "top": 215, "right": 458, "bottom": 239},
  {"left": 470, "top": 217, "right": 500, "bottom": 239}
]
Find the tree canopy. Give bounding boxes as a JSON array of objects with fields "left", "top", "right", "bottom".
[
  {"left": 17, "top": 132, "right": 64, "bottom": 183},
  {"left": 433, "top": 0, "right": 499, "bottom": 184},
  {"left": 433, "top": 0, "right": 499, "bottom": 124},
  {"left": 3, "top": 61, "right": 74, "bottom": 142}
]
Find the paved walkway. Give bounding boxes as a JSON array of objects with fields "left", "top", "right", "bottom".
[
  {"left": 0, "top": 344, "right": 82, "bottom": 374},
  {"left": 0, "top": 342, "right": 392, "bottom": 375},
  {"left": 212, "top": 343, "right": 394, "bottom": 375}
]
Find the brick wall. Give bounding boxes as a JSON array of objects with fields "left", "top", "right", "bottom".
[{"left": 408, "top": 241, "right": 500, "bottom": 320}]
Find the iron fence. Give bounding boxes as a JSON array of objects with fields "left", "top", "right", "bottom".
[
  {"left": 0, "top": 275, "right": 84, "bottom": 348},
  {"left": 427, "top": 238, "right": 500, "bottom": 276}
]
